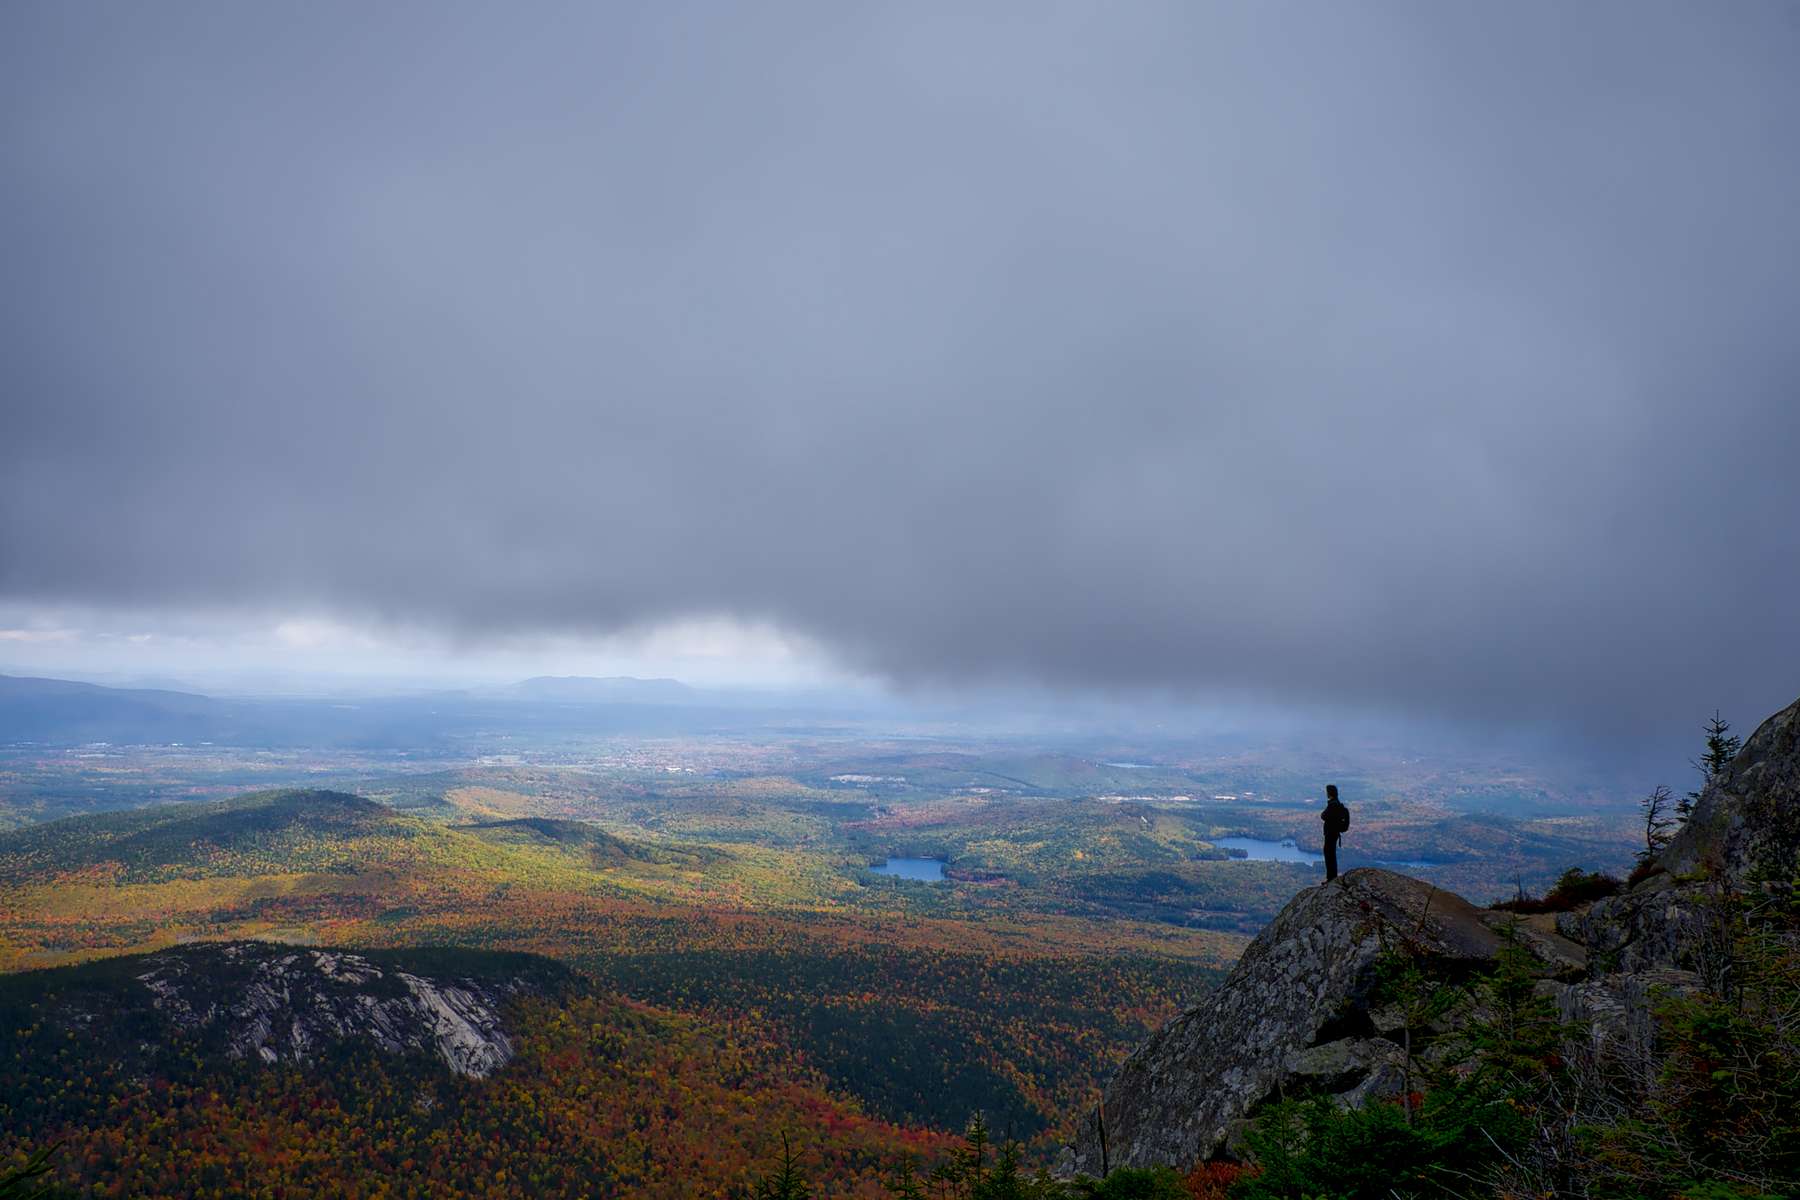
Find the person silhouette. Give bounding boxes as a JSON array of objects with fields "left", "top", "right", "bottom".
[{"left": 1320, "top": 784, "right": 1349, "bottom": 882}]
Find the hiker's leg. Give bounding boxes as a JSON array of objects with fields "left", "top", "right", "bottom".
[{"left": 1324, "top": 837, "right": 1338, "bottom": 881}]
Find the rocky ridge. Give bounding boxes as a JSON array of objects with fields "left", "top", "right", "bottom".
[
  {"left": 10, "top": 940, "right": 575, "bottom": 1079},
  {"left": 1067, "top": 692, "right": 1799, "bottom": 1175},
  {"left": 1551, "top": 693, "right": 1800, "bottom": 1057}
]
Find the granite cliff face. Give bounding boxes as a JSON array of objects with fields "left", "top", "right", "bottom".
[
  {"left": 1067, "top": 692, "right": 1799, "bottom": 1176},
  {"left": 134, "top": 942, "right": 545, "bottom": 1077},
  {"left": 11, "top": 940, "right": 575, "bottom": 1080},
  {"left": 1066, "top": 869, "right": 1582, "bottom": 1172}
]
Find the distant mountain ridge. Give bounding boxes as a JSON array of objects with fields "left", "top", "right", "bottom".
[
  {"left": 0, "top": 671, "right": 735, "bottom": 749},
  {"left": 496, "top": 675, "right": 697, "bottom": 703},
  {"left": 0, "top": 672, "right": 227, "bottom": 743}
]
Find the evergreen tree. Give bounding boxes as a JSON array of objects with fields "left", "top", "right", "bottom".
[
  {"left": 888, "top": 1158, "right": 928, "bottom": 1200},
  {"left": 731, "top": 1131, "right": 811, "bottom": 1200},
  {"left": 1681, "top": 710, "right": 1742, "bottom": 818}
]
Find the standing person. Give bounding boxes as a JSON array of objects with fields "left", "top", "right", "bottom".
[{"left": 1321, "top": 784, "right": 1349, "bottom": 882}]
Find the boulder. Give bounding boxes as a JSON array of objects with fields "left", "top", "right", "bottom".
[
  {"left": 1479, "top": 910, "right": 1587, "bottom": 978},
  {"left": 1284, "top": 1036, "right": 1408, "bottom": 1094},
  {"left": 1548, "top": 967, "right": 1701, "bottom": 1061},
  {"left": 1559, "top": 871, "right": 1718, "bottom": 977},
  {"left": 1066, "top": 869, "right": 1563, "bottom": 1172}
]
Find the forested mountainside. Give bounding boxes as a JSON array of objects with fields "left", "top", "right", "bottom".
[
  {"left": 0, "top": 784, "right": 1218, "bottom": 1196},
  {"left": 0, "top": 941, "right": 947, "bottom": 1199},
  {"left": 2, "top": 941, "right": 575, "bottom": 1080}
]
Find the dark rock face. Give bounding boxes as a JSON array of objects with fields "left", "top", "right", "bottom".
[
  {"left": 1069, "top": 692, "right": 1800, "bottom": 1177},
  {"left": 1558, "top": 873, "right": 1713, "bottom": 976},
  {"left": 1067, "top": 869, "right": 1554, "bottom": 1172}
]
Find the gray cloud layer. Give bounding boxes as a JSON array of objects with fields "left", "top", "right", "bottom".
[{"left": 4, "top": 2, "right": 1798, "bottom": 738}]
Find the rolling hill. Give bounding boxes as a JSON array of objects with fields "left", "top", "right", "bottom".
[{"left": 0, "top": 941, "right": 945, "bottom": 1198}]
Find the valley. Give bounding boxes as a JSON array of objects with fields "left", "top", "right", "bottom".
[{"left": 0, "top": 678, "right": 1648, "bottom": 1194}]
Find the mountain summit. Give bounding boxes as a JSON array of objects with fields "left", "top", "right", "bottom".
[
  {"left": 1066, "top": 868, "right": 1584, "bottom": 1172},
  {"left": 1068, "top": 691, "right": 1800, "bottom": 1177}
]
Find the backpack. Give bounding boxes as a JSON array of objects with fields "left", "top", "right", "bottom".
[{"left": 1327, "top": 802, "right": 1349, "bottom": 834}]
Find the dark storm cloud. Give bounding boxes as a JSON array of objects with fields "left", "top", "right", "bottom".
[{"left": 3, "top": 1, "right": 1798, "bottom": 738}]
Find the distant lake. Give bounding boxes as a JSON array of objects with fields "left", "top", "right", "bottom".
[
  {"left": 870, "top": 857, "right": 947, "bottom": 881},
  {"left": 1214, "top": 836, "right": 1446, "bottom": 870},
  {"left": 1215, "top": 836, "right": 1317, "bottom": 863}
]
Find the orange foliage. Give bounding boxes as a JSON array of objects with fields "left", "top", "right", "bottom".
[
  {"left": 10, "top": 994, "right": 955, "bottom": 1200},
  {"left": 1182, "top": 1161, "right": 1255, "bottom": 1200}
]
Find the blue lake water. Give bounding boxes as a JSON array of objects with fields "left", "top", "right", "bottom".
[
  {"left": 1215, "top": 836, "right": 1318, "bottom": 863},
  {"left": 1214, "top": 836, "right": 1445, "bottom": 869},
  {"left": 870, "top": 857, "right": 947, "bottom": 881}
]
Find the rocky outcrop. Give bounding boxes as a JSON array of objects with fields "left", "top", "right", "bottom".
[
  {"left": 1067, "top": 692, "right": 1800, "bottom": 1177},
  {"left": 1547, "top": 694, "right": 1798, "bottom": 1052},
  {"left": 1556, "top": 871, "right": 1713, "bottom": 976},
  {"left": 31, "top": 941, "right": 575, "bottom": 1079},
  {"left": 1066, "top": 869, "right": 1572, "bottom": 1172},
  {"left": 1659, "top": 694, "right": 1800, "bottom": 885}
]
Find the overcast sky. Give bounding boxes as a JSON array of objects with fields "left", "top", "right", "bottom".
[{"left": 3, "top": 2, "right": 1797, "bottom": 742}]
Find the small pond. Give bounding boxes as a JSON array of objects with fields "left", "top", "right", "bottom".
[
  {"left": 1214, "top": 836, "right": 1318, "bottom": 863},
  {"left": 869, "top": 857, "right": 947, "bottom": 882}
]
